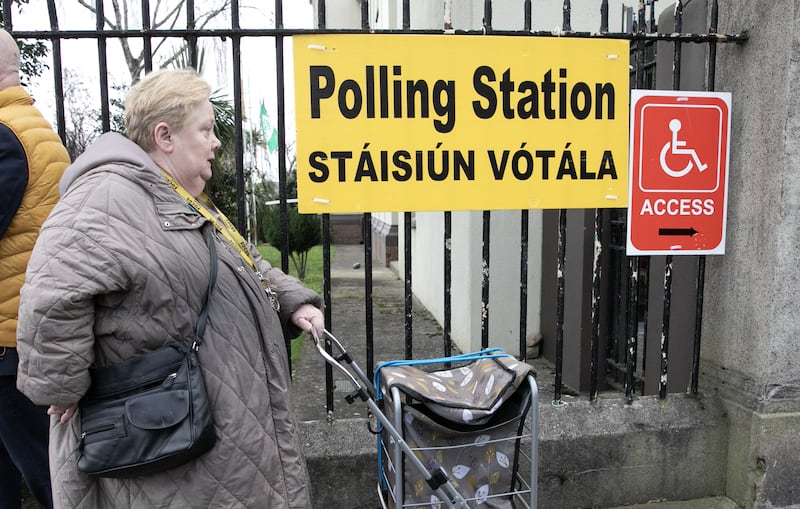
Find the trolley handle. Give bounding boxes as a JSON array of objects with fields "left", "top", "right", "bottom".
[{"left": 309, "top": 329, "right": 376, "bottom": 402}]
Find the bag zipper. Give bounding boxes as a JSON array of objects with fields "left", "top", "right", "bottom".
[
  {"left": 92, "top": 368, "right": 181, "bottom": 400},
  {"left": 81, "top": 422, "right": 116, "bottom": 439}
]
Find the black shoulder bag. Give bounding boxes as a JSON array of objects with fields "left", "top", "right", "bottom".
[{"left": 77, "top": 227, "right": 218, "bottom": 477}]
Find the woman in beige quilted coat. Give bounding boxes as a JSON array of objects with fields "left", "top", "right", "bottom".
[{"left": 15, "top": 69, "right": 323, "bottom": 508}]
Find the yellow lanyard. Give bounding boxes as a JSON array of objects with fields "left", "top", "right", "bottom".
[{"left": 159, "top": 169, "right": 256, "bottom": 270}]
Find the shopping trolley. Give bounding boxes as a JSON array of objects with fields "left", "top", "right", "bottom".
[{"left": 310, "top": 329, "right": 538, "bottom": 508}]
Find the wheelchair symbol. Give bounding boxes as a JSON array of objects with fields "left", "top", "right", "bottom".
[{"left": 659, "top": 119, "right": 708, "bottom": 178}]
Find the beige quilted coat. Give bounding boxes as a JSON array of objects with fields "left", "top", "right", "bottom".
[{"left": 16, "top": 132, "right": 319, "bottom": 508}]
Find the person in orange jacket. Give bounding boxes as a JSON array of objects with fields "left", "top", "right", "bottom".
[{"left": 0, "top": 29, "right": 70, "bottom": 509}]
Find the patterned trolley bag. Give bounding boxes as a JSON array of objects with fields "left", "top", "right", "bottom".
[{"left": 376, "top": 349, "right": 538, "bottom": 508}]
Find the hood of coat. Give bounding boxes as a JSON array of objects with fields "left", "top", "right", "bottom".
[{"left": 59, "top": 132, "right": 158, "bottom": 195}]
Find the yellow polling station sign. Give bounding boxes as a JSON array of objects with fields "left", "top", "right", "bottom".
[{"left": 292, "top": 34, "right": 629, "bottom": 213}]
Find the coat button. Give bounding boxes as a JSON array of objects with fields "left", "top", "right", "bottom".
[{"left": 164, "top": 221, "right": 171, "bottom": 227}]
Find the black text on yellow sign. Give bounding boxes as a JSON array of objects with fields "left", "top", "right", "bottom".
[{"left": 293, "top": 34, "right": 630, "bottom": 213}]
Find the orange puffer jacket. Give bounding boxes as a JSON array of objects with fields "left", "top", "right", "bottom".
[{"left": 0, "top": 86, "right": 70, "bottom": 348}]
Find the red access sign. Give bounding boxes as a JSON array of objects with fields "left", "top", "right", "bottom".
[{"left": 627, "top": 90, "right": 731, "bottom": 255}]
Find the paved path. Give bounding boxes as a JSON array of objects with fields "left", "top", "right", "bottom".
[{"left": 291, "top": 244, "right": 449, "bottom": 422}]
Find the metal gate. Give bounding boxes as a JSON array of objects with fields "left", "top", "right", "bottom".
[{"left": 4, "top": 0, "right": 747, "bottom": 413}]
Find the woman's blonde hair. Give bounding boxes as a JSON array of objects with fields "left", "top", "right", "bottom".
[{"left": 124, "top": 68, "right": 212, "bottom": 152}]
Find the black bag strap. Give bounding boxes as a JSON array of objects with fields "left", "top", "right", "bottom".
[{"left": 193, "top": 225, "right": 218, "bottom": 350}]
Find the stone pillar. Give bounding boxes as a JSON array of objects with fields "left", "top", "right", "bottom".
[{"left": 702, "top": 2, "right": 800, "bottom": 507}]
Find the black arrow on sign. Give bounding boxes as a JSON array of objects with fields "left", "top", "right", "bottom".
[{"left": 658, "top": 227, "right": 698, "bottom": 237}]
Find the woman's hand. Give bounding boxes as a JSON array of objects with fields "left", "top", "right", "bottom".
[
  {"left": 291, "top": 303, "right": 325, "bottom": 338},
  {"left": 48, "top": 403, "right": 77, "bottom": 424}
]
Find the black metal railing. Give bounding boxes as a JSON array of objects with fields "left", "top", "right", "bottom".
[{"left": 6, "top": 0, "right": 747, "bottom": 414}]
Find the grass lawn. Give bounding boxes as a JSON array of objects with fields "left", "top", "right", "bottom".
[{"left": 256, "top": 244, "right": 332, "bottom": 365}]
